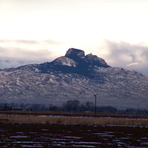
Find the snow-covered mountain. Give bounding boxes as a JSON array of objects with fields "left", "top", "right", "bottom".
[{"left": 1, "top": 48, "right": 148, "bottom": 109}]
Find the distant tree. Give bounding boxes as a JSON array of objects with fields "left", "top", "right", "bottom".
[
  {"left": 49, "top": 105, "right": 58, "bottom": 111},
  {"left": 98, "top": 106, "right": 117, "bottom": 113},
  {"left": 63, "top": 100, "right": 80, "bottom": 112},
  {"left": 85, "top": 101, "right": 94, "bottom": 111},
  {"left": 3, "top": 103, "right": 12, "bottom": 110},
  {"left": 30, "top": 104, "right": 47, "bottom": 111}
]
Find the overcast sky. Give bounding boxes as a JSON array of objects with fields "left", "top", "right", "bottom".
[{"left": 0, "top": 0, "right": 148, "bottom": 75}]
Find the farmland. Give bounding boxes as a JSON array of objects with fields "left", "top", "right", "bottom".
[{"left": 0, "top": 111, "right": 148, "bottom": 147}]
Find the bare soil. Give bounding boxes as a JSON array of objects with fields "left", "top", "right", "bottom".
[{"left": 0, "top": 122, "right": 148, "bottom": 148}]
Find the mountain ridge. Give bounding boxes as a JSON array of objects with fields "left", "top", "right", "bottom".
[{"left": 0, "top": 48, "right": 148, "bottom": 109}]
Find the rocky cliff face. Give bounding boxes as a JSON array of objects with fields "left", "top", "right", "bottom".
[
  {"left": 65, "top": 48, "right": 85, "bottom": 59},
  {"left": 0, "top": 48, "right": 148, "bottom": 109},
  {"left": 64, "top": 48, "right": 110, "bottom": 68}
]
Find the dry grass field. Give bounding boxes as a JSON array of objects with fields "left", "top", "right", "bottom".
[{"left": 0, "top": 111, "right": 147, "bottom": 126}]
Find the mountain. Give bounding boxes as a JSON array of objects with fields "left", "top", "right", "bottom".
[{"left": 1, "top": 48, "right": 148, "bottom": 109}]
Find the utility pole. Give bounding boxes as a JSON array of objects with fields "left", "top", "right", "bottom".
[{"left": 94, "top": 94, "right": 97, "bottom": 115}]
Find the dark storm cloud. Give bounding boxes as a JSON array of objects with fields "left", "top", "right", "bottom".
[{"left": 104, "top": 40, "right": 148, "bottom": 75}]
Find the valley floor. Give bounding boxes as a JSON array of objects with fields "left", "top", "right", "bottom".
[
  {"left": 0, "top": 111, "right": 148, "bottom": 126},
  {"left": 0, "top": 111, "right": 148, "bottom": 147},
  {"left": 0, "top": 122, "right": 148, "bottom": 148}
]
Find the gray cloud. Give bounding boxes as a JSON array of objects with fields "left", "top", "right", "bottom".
[
  {"left": 0, "top": 57, "right": 50, "bottom": 69},
  {"left": 104, "top": 40, "right": 148, "bottom": 75},
  {"left": 0, "top": 46, "right": 56, "bottom": 69},
  {"left": 0, "top": 39, "right": 66, "bottom": 69},
  {"left": 0, "top": 56, "right": 52, "bottom": 69},
  {"left": 0, "top": 58, "right": 28, "bottom": 69},
  {"left": 0, "top": 39, "right": 63, "bottom": 45},
  {"left": 0, "top": 46, "right": 54, "bottom": 59},
  {"left": 0, "top": 40, "right": 37, "bottom": 44}
]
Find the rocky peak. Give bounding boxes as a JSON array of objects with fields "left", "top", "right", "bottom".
[
  {"left": 65, "top": 48, "right": 85, "bottom": 59},
  {"left": 65, "top": 48, "right": 110, "bottom": 68},
  {"left": 84, "top": 54, "right": 110, "bottom": 67},
  {"left": 52, "top": 56, "right": 77, "bottom": 67}
]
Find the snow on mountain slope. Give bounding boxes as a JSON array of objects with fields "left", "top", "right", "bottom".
[
  {"left": 52, "top": 56, "right": 77, "bottom": 67},
  {"left": 0, "top": 48, "right": 148, "bottom": 109}
]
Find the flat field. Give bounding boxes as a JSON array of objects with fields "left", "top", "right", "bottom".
[
  {"left": 0, "top": 123, "right": 148, "bottom": 147},
  {"left": 0, "top": 111, "right": 148, "bottom": 147},
  {"left": 0, "top": 111, "right": 148, "bottom": 126}
]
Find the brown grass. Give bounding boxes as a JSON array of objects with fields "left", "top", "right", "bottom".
[
  {"left": 0, "top": 110, "right": 147, "bottom": 118},
  {"left": 0, "top": 113, "right": 147, "bottom": 126}
]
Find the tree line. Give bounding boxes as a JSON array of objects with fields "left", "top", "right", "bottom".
[{"left": 0, "top": 100, "right": 147, "bottom": 114}]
